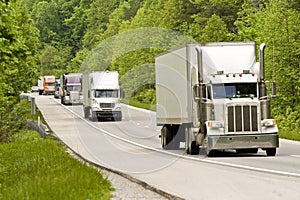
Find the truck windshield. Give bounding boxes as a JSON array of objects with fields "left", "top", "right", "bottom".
[
  {"left": 67, "top": 85, "right": 81, "bottom": 91},
  {"left": 95, "top": 90, "right": 118, "bottom": 98},
  {"left": 213, "top": 83, "right": 257, "bottom": 99},
  {"left": 46, "top": 83, "right": 55, "bottom": 86}
]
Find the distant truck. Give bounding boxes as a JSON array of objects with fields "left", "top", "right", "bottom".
[
  {"left": 60, "top": 73, "right": 82, "bottom": 105},
  {"left": 43, "top": 75, "right": 56, "bottom": 95},
  {"left": 38, "top": 76, "right": 44, "bottom": 95},
  {"left": 83, "top": 71, "right": 122, "bottom": 121},
  {"left": 54, "top": 79, "right": 60, "bottom": 99},
  {"left": 155, "top": 42, "right": 278, "bottom": 156}
]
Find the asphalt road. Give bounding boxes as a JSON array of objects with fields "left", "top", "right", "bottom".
[{"left": 34, "top": 94, "right": 300, "bottom": 200}]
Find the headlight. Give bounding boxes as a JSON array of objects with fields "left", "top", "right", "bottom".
[
  {"left": 92, "top": 106, "right": 100, "bottom": 111},
  {"left": 262, "top": 119, "right": 277, "bottom": 127}
]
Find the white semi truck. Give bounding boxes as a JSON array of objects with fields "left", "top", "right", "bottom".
[
  {"left": 83, "top": 71, "right": 122, "bottom": 121},
  {"left": 60, "top": 73, "right": 83, "bottom": 105},
  {"left": 155, "top": 42, "right": 278, "bottom": 156}
]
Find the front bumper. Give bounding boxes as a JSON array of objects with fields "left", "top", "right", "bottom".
[
  {"left": 207, "top": 133, "right": 279, "bottom": 151},
  {"left": 64, "top": 96, "right": 83, "bottom": 104},
  {"left": 94, "top": 111, "right": 122, "bottom": 118}
]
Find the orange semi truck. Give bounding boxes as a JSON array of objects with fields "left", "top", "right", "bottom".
[{"left": 43, "top": 75, "right": 56, "bottom": 95}]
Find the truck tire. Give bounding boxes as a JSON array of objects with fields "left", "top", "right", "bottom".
[
  {"left": 206, "top": 150, "right": 217, "bottom": 157},
  {"left": 89, "top": 110, "right": 97, "bottom": 122},
  {"left": 161, "top": 125, "right": 173, "bottom": 150},
  {"left": 84, "top": 107, "right": 89, "bottom": 119},
  {"left": 162, "top": 125, "right": 184, "bottom": 150},
  {"left": 113, "top": 113, "right": 122, "bottom": 121},
  {"left": 266, "top": 148, "right": 276, "bottom": 156},
  {"left": 190, "top": 141, "right": 200, "bottom": 155}
]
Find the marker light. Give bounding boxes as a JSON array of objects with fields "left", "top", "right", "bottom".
[{"left": 208, "top": 121, "right": 224, "bottom": 128}]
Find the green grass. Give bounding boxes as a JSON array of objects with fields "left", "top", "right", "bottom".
[
  {"left": 0, "top": 130, "right": 113, "bottom": 200},
  {"left": 278, "top": 129, "right": 300, "bottom": 141},
  {"left": 122, "top": 99, "right": 156, "bottom": 111}
]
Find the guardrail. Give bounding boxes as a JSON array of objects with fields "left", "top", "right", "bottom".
[{"left": 27, "top": 120, "right": 49, "bottom": 138}]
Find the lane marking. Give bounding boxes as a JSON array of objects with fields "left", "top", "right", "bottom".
[
  {"left": 291, "top": 155, "right": 300, "bottom": 158},
  {"left": 50, "top": 98, "right": 300, "bottom": 178}
]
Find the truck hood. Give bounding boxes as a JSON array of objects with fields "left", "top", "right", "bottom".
[{"left": 94, "top": 97, "right": 120, "bottom": 104}]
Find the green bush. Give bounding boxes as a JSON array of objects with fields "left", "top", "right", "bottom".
[
  {"left": 275, "top": 108, "right": 300, "bottom": 141},
  {"left": 0, "top": 99, "right": 29, "bottom": 142}
]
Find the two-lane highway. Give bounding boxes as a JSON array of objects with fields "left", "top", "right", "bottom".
[{"left": 35, "top": 94, "right": 300, "bottom": 200}]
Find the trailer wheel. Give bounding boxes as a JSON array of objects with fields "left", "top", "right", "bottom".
[
  {"left": 190, "top": 141, "right": 199, "bottom": 155},
  {"left": 161, "top": 125, "right": 173, "bottom": 149},
  {"left": 266, "top": 148, "right": 276, "bottom": 156}
]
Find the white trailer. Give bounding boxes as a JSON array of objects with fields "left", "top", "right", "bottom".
[
  {"left": 83, "top": 71, "right": 122, "bottom": 121},
  {"left": 156, "top": 42, "right": 278, "bottom": 156}
]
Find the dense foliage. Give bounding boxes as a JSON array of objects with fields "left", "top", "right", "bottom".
[
  {"left": 0, "top": 0, "right": 39, "bottom": 141},
  {"left": 1, "top": 0, "right": 299, "bottom": 140},
  {"left": 0, "top": 130, "right": 113, "bottom": 199}
]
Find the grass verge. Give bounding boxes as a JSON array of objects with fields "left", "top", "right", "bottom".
[
  {"left": 122, "top": 99, "right": 156, "bottom": 111},
  {"left": 0, "top": 130, "right": 113, "bottom": 199}
]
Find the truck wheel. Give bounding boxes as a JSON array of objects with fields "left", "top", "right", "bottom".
[
  {"left": 190, "top": 141, "right": 199, "bottom": 155},
  {"left": 89, "top": 110, "right": 97, "bottom": 122},
  {"left": 84, "top": 107, "right": 89, "bottom": 119},
  {"left": 161, "top": 125, "right": 173, "bottom": 149},
  {"left": 266, "top": 148, "right": 276, "bottom": 156},
  {"left": 114, "top": 113, "right": 122, "bottom": 121},
  {"left": 206, "top": 150, "right": 217, "bottom": 157}
]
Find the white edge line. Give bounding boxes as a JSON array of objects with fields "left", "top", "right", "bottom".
[
  {"left": 52, "top": 99, "right": 300, "bottom": 178},
  {"left": 291, "top": 155, "right": 300, "bottom": 158}
]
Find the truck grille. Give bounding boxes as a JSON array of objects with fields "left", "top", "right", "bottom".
[
  {"left": 227, "top": 105, "right": 258, "bottom": 132},
  {"left": 100, "top": 103, "right": 115, "bottom": 109},
  {"left": 70, "top": 92, "right": 79, "bottom": 100}
]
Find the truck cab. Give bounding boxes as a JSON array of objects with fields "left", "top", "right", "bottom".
[
  {"left": 156, "top": 42, "right": 279, "bottom": 156},
  {"left": 43, "top": 76, "right": 56, "bottom": 95},
  {"left": 60, "top": 73, "right": 83, "bottom": 105},
  {"left": 83, "top": 71, "right": 122, "bottom": 121},
  {"left": 197, "top": 71, "right": 278, "bottom": 156}
]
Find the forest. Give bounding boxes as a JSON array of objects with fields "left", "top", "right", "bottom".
[{"left": 0, "top": 0, "right": 299, "bottom": 141}]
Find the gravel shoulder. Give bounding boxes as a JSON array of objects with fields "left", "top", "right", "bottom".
[{"left": 65, "top": 149, "right": 178, "bottom": 200}]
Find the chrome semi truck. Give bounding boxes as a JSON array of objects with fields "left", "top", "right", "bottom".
[
  {"left": 60, "top": 73, "right": 82, "bottom": 105},
  {"left": 155, "top": 42, "right": 278, "bottom": 156}
]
